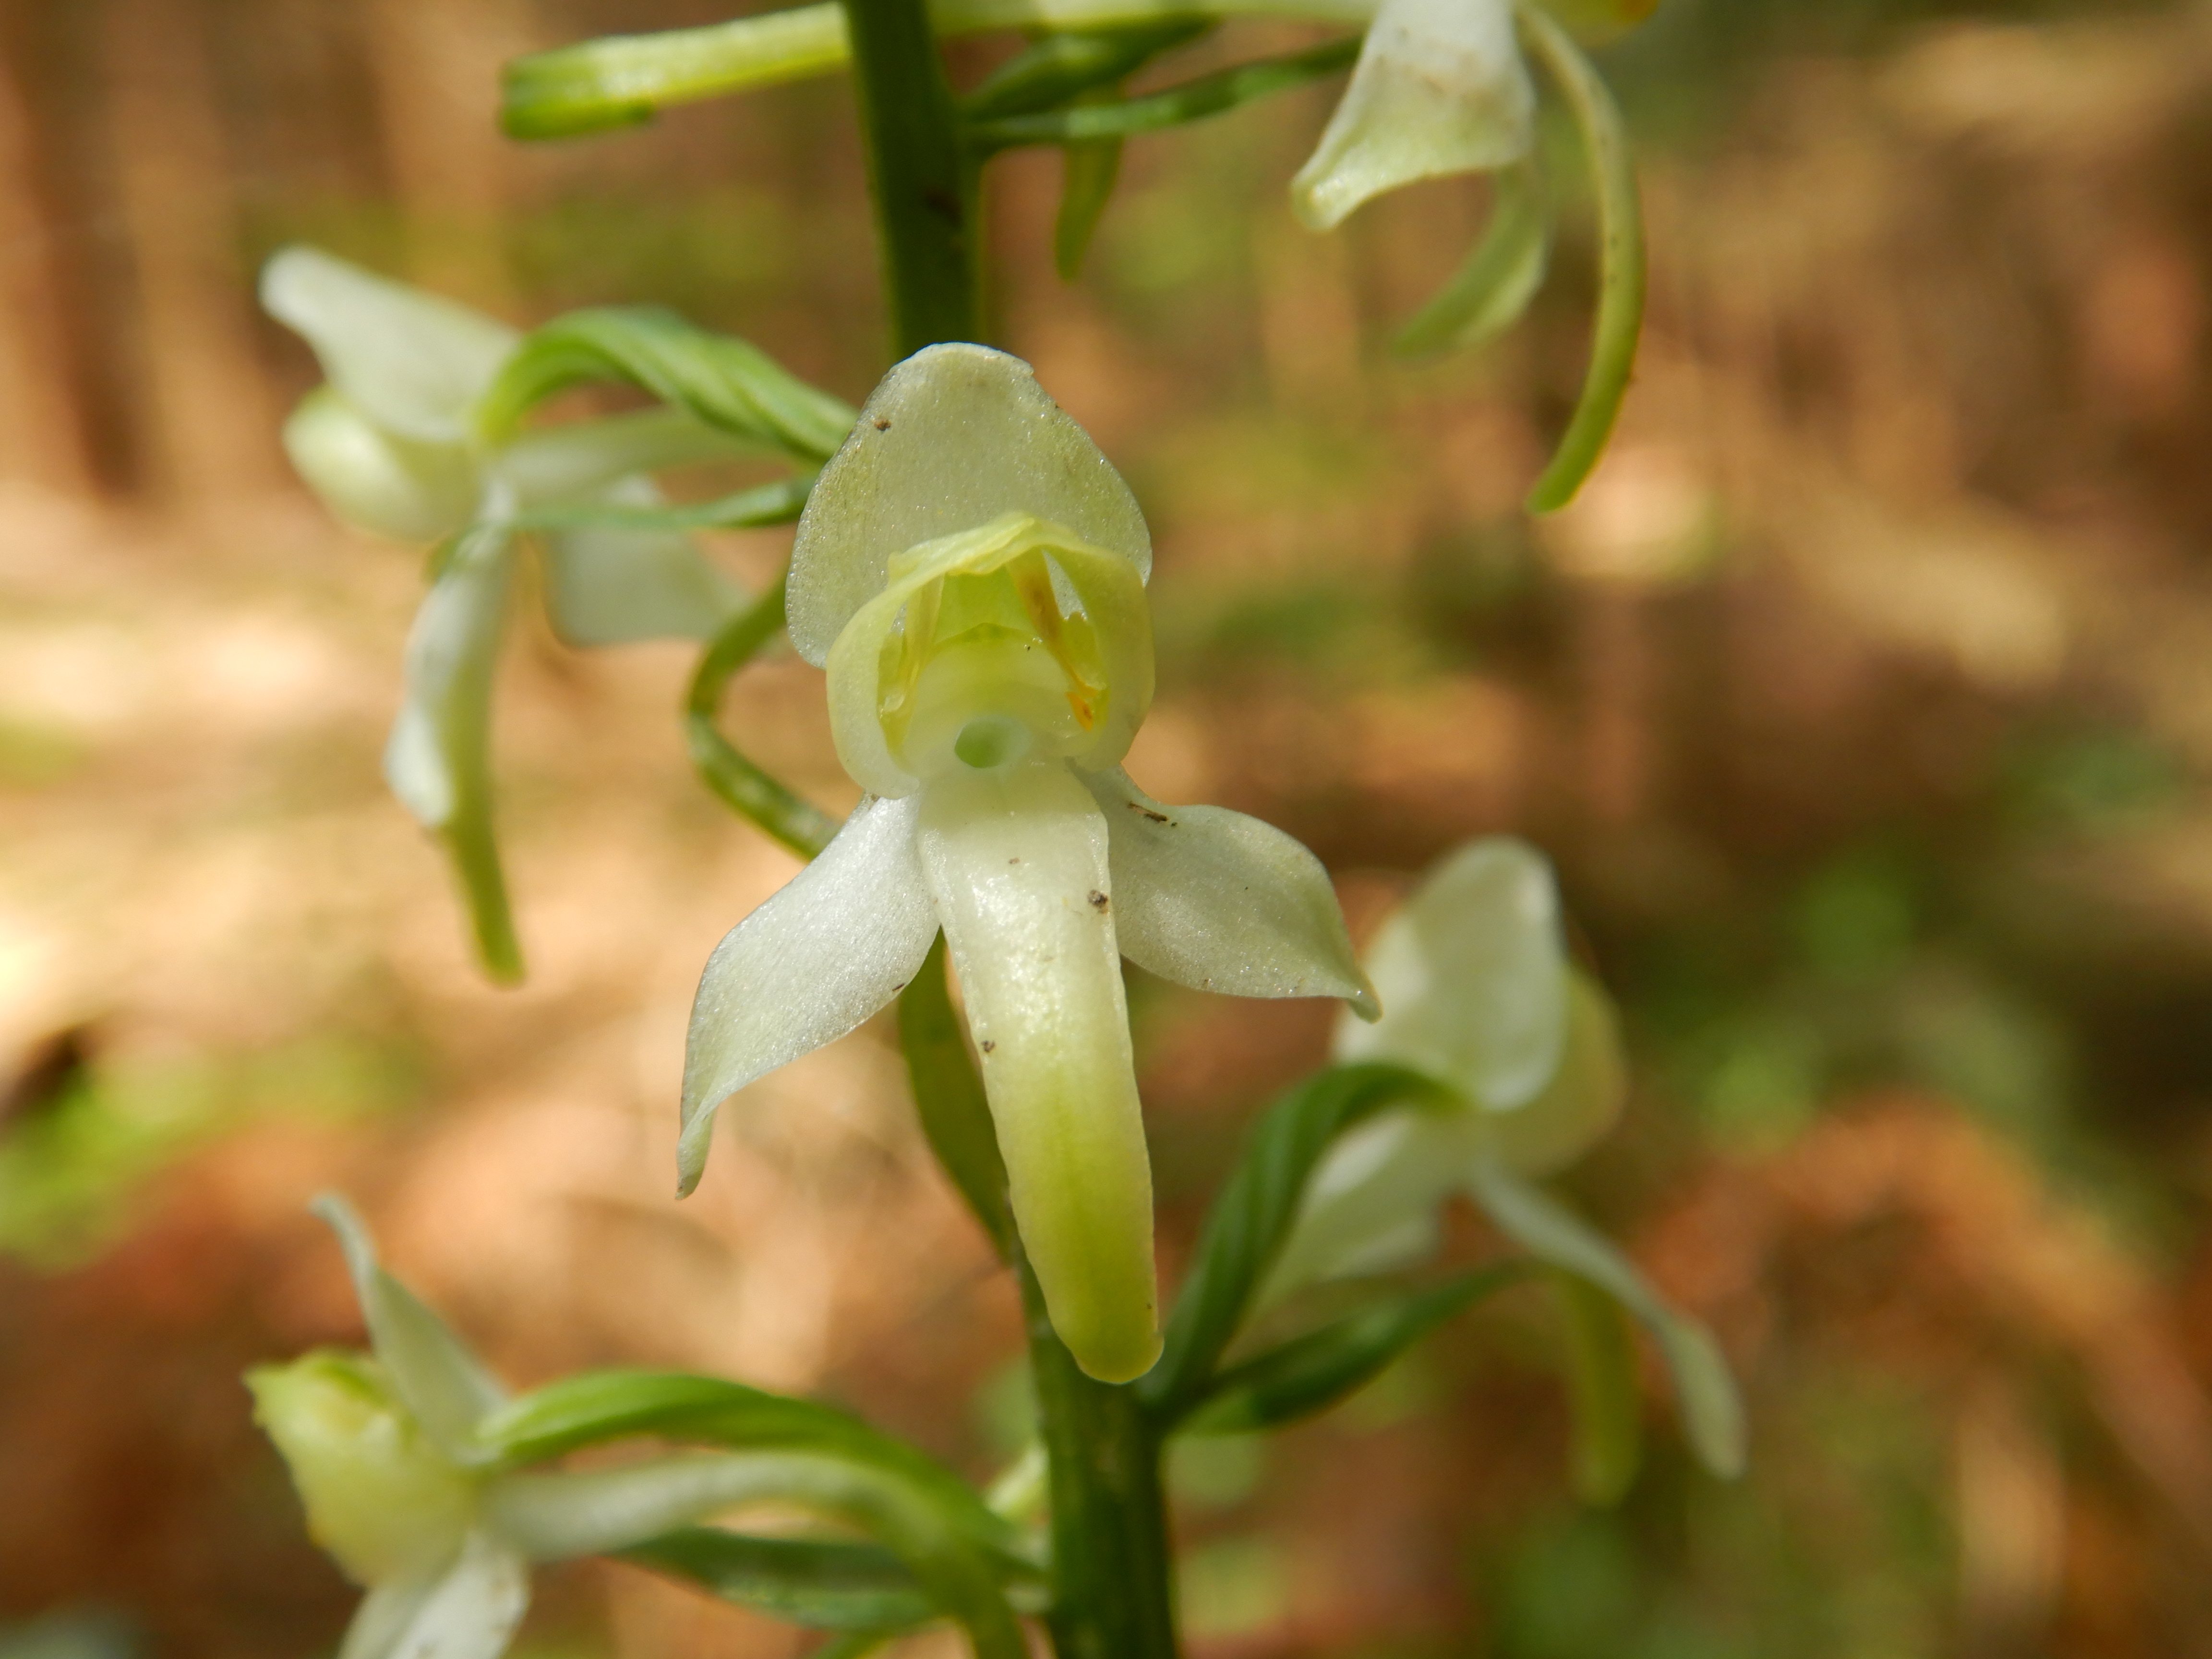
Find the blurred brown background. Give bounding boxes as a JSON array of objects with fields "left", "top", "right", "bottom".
[{"left": 6, "top": 0, "right": 2212, "bottom": 1654}]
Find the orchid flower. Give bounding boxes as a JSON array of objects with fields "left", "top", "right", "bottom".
[
  {"left": 679, "top": 343, "right": 1377, "bottom": 1383},
  {"left": 261, "top": 247, "right": 763, "bottom": 980},
  {"left": 252, "top": 1197, "right": 995, "bottom": 1659},
  {"left": 1265, "top": 836, "right": 1748, "bottom": 1477}
]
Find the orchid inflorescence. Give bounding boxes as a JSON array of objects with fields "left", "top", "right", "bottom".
[{"left": 248, "top": 1, "right": 1743, "bottom": 1652}]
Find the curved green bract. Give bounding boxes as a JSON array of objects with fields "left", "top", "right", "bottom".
[
  {"left": 617, "top": 1528, "right": 935, "bottom": 1630},
  {"left": 1138, "top": 1062, "right": 1454, "bottom": 1422},
  {"left": 475, "top": 308, "right": 856, "bottom": 463},
  {"left": 1514, "top": 0, "right": 1644, "bottom": 514},
  {"left": 966, "top": 36, "right": 1358, "bottom": 151},
  {"left": 1178, "top": 1262, "right": 1531, "bottom": 1434},
  {"left": 685, "top": 575, "right": 842, "bottom": 859},
  {"left": 962, "top": 19, "right": 1211, "bottom": 120}
]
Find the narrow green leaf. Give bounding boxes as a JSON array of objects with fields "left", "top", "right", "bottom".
[
  {"left": 898, "top": 936, "right": 1016, "bottom": 1257},
  {"left": 476, "top": 308, "right": 856, "bottom": 463},
  {"left": 475, "top": 1370, "right": 1021, "bottom": 1559},
  {"left": 512, "top": 475, "right": 813, "bottom": 534},
  {"left": 684, "top": 574, "right": 842, "bottom": 858},
  {"left": 1468, "top": 1164, "right": 1745, "bottom": 1478},
  {"left": 1054, "top": 132, "right": 1123, "bottom": 280},
  {"left": 1180, "top": 1263, "right": 1530, "bottom": 1434},
  {"left": 961, "top": 19, "right": 1211, "bottom": 120},
  {"left": 966, "top": 36, "right": 1359, "bottom": 152},
  {"left": 1552, "top": 1268, "right": 1641, "bottom": 1504},
  {"left": 810, "top": 1632, "right": 899, "bottom": 1659},
  {"left": 1395, "top": 159, "right": 1552, "bottom": 359},
  {"left": 501, "top": 7, "right": 854, "bottom": 139},
  {"left": 1513, "top": 0, "right": 1644, "bottom": 514},
  {"left": 617, "top": 1528, "right": 934, "bottom": 1630},
  {"left": 1138, "top": 1063, "right": 1455, "bottom": 1423}
]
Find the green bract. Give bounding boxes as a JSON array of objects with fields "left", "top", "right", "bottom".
[{"left": 679, "top": 344, "right": 1377, "bottom": 1383}]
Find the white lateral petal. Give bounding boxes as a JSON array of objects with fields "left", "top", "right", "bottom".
[
  {"left": 282, "top": 388, "right": 481, "bottom": 543},
  {"left": 385, "top": 527, "right": 514, "bottom": 831},
  {"left": 1291, "top": 0, "right": 1536, "bottom": 232},
  {"left": 1082, "top": 768, "right": 1375, "bottom": 1016},
  {"left": 262, "top": 247, "right": 518, "bottom": 444},
  {"left": 787, "top": 343, "right": 1151, "bottom": 666},
  {"left": 1333, "top": 836, "right": 1568, "bottom": 1112},
  {"left": 485, "top": 1451, "right": 847, "bottom": 1562},
  {"left": 338, "top": 1533, "right": 530, "bottom": 1659},
  {"left": 679, "top": 795, "right": 938, "bottom": 1195},
  {"left": 539, "top": 478, "right": 745, "bottom": 647},
  {"left": 1483, "top": 969, "right": 1626, "bottom": 1177},
  {"left": 313, "top": 1195, "right": 506, "bottom": 1461},
  {"left": 917, "top": 761, "right": 1160, "bottom": 1383}
]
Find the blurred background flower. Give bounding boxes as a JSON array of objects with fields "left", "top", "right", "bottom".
[{"left": 4, "top": 0, "right": 2212, "bottom": 1655}]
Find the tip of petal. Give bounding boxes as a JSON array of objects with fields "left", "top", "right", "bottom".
[{"left": 1346, "top": 978, "right": 1383, "bottom": 1023}]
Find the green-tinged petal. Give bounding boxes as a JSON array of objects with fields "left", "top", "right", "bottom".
[
  {"left": 824, "top": 512, "right": 1153, "bottom": 797},
  {"left": 282, "top": 389, "right": 481, "bottom": 543},
  {"left": 1080, "top": 766, "right": 1375, "bottom": 1016},
  {"left": 262, "top": 247, "right": 517, "bottom": 444},
  {"left": 312, "top": 1194, "right": 507, "bottom": 1463},
  {"left": 1532, "top": 0, "right": 1657, "bottom": 44},
  {"left": 1483, "top": 968, "right": 1624, "bottom": 1176},
  {"left": 1333, "top": 835, "right": 1567, "bottom": 1112},
  {"left": 246, "top": 1350, "right": 475, "bottom": 1585},
  {"left": 1467, "top": 1164, "right": 1746, "bottom": 1478},
  {"left": 496, "top": 405, "right": 761, "bottom": 505},
  {"left": 385, "top": 525, "right": 523, "bottom": 982},
  {"left": 915, "top": 761, "right": 1160, "bottom": 1382},
  {"left": 336, "top": 1532, "right": 529, "bottom": 1659},
  {"left": 1395, "top": 157, "right": 1551, "bottom": 359},
  {"left": 1289, "top": 0, "right": 1535, "bottom": 232},
  {"left": 538, "top": 478, "right": 744, "bottom": 647},
  {"left": 679, "top": 796, "right": 939, "bottom": 1196},
  {"left": 1258, "top": 1105, "right": 1476, "bottom": 1304},
  {"left": 788, "top": 343, "right": 1150, "bottom": 668}
]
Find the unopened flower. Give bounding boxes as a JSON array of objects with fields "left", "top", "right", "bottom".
[
  {"left": 679, "top": 343, "right": 1377, "bottom": 1384},
  {"left": 262, "top": 248, "right": 755, "bottom": 979}
]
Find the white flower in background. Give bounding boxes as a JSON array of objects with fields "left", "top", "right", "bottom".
[
  {"left": 1290, "top": 0, "right": 1537, "bottom": 232},
  {"left": 262, "top": 248, "right": 760, "bottom": 980},
  {"left": 1267, "top": 838, "right": 1622, "bottom": 1297},
  {"left": 251, "top": 1197, "right": 900, "bottom": 1659},
  {"left": 678, "top": 343, "right": 1377, "bottom": 1384},
  {"left": 1262, "top": 836, "right": 1746, "bottom": 1478}
]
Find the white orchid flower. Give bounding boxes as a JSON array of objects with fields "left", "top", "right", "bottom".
[
  {"left": 252, "top": 1197, "right": 933, "bottom": 1659},
  {"left": 1263, "top": 836, "right": 1747, "bottom": 1478},
  {"left": 1266, "top": 837, "right": 1620, "bottom": 1295},
  {"left": 262, "top": 248, "right": 760, "bottom": 979},
  {"left": 679, "top": 343, "right": 1377, "bottom": 1384},
  {"left": 1290, "top": 0, "right": 1536, "bottom": 233}
]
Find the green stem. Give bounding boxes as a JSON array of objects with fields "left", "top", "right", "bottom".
[
  {"left": 685, "top": 575, "right": 840, "bottom": 858},
  {"left": 842, "top": 0, "right": 981, "bottom": 355},
  {"left": 1022, "top": 1254, "right": 1181, "bottom": 1659},
  {"left": 844, "top": 15, "right": 1179, "bottom": 1647}
]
